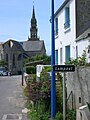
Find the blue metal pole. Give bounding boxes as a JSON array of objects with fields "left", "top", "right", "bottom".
[
  {"left": 21, "top": 47, "right": 24, "bottom": 86},
  {"left": 51, "top": 0, "right": 56, "bottom": 119}
]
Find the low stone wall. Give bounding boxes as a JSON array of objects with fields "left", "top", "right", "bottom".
[{"left": 66, "top": 66, "right": 90, "bottom": 109}]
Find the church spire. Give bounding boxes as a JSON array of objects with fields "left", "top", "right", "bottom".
[
  {"left": 32, "top": 5, "right": 35, "bottom": 18},
  {"left": 28, "top": 5, "right": 39, "bottom": 41}
]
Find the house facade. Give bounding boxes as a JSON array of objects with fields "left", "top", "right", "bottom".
[
  {"left": 54, "top": 1, "right": 90, "bottom": 118},
  {"left": 54, "top": 0, "right": 90, "bottom": 65},
  {"left": 0, "top": 6, "right": 46, "bottom": 74}
]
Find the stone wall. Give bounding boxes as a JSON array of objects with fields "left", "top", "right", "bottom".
[
  {"left": 66, "top": 66, "right": 90, "bottom": 109},
  {"left": 76, "top": 0, "right": 90, "bottom": 38}
]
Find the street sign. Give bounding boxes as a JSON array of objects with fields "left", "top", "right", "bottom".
[{"left": 53, "top": 65, "right": 75, "bottom": 72}]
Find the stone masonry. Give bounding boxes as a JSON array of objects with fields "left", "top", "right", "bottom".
[{"left": 66, "top": 66, "right": 90, "bottom": 109}]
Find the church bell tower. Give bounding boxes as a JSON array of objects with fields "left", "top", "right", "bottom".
[{"left": 28, "top": 5, "right": 39, "bottom": 41}]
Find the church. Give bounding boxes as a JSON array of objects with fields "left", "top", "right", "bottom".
[{"left": 0, "top": 6, "right": 46, "bottom": 74}]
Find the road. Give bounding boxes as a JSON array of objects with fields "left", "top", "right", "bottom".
[{"left": 0, "top": 75, "right": 29, "bottom": 120}]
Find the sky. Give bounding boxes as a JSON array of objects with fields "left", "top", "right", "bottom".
[{"left": 0, "top": 0, "right": 64, "bottom": 55}]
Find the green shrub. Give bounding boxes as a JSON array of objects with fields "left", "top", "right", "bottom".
[
  {"left": 24, "top": 87, "right": 28, "bottom": 97},
  {"left": 17, "top": 71, "right": 21, "bottom": 75},
  {"left": 24, "top": 54, "right": 51, "bottom": 65},
  {"left": 25, "top": 66, "right": 36, "bottom": 74},
  {"left": 44, "top": 66, "right": 51, "bottom": 72},
  {"left": 55, "top": 112, "right": 63, "bottom": 120},
  {"left": 27, "top": 103, "right": 50, "bottom": 120},
  {"left": 40, "top": 68, "right": 50, "bottom": 81},
  {"left": 66, "top": 50, "right": 87, "bottom": 66},
  {"left": 56, "top": 73, "right": 63, "bottom": 112},
  {"left": 66, "top": 109, "right": 76, "bottom": 120},
  {"left": 27, "top": 108, "right": 39, "bottom": 120},
  {"left": 0, "top": 60, "right": 7, "bottom": 67},
  {"left": 26, "top": 67, "right": 51, "bottom": 120}
]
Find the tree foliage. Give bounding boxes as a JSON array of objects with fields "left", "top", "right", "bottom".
[
  {"left": 0, "top": 60, "right": 7, "bottom": 68},
  {"left": 24, "top": 54, "right": 51, "bottom": 65},
  {"left": 66, "top": 50, "right": 87, "bottom": 66}
]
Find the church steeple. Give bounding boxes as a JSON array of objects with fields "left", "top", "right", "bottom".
[
  {"left": 32, "top": 5, "right": 35, "bottom": 18},
  {"left": 28, "top": 5, "right": 39, "bottom": 41}
]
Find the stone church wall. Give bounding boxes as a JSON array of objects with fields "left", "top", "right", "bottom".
[{"left": 66, "top": 66, "right": 90, "bottom": 109}]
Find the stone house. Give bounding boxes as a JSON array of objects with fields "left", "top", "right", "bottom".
[{"left": 0, "top": 6, "right": 46, "bottom": 74}]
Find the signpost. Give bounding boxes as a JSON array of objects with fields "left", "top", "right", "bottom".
[
  {"left": 51, "top": 0, "right": 56, "bottom": 119},
  {"left": 53, "top": 65, "right": 75, "bottom": 120},
  {"left": 53, "top": 65, "right": 75, "bottom": 72}
]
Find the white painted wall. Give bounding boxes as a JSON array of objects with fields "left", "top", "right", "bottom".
[
  {"left": 36, "top": 65, "right": 51, "bottom": 81},
  {"left": 76, "top": 39, "right": 89, "bottom": 57},
  {"left": 76, "top": 39, "right": 90, "bottom": 62}
]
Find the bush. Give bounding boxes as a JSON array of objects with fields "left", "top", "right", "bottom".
[
  {"left": 24, "top": 54, "right": 51, "bottom": 65},
  {"left": 66, "top": 109, "right": 76, "bottom": 120},
  {"left": 66, "top": 50, "right": 87, "bottom": 66},
  {"left": 40, "top": 68, "right": 50, "bottom": 82},
  {"left": 56, "top": 73, "right": 63, "bottom": 112},
  {"left": 25, "top": 66, "right": 51, "bottom": 120},
  {"left": 55, "top": 112, "right": 63, "bottom": 120},
  {"left": 17, "top": 71, "right": 21, "bottom": 75},
  {"left": 44, "top": 66, "right": 51, "bottom": 72},
  {"left": 25, "top": 66, "right": 36, "bottom": 74},
  {"left": 27, "top": 102, "right": 50, "bottom": 120}
]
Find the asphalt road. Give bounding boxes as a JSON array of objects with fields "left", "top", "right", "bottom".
[{"left": 0, "top": 75, "right": 29, "bottom": 120}]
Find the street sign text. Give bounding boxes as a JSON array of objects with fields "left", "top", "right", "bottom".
[{"left": 53, "top": 65, "right": 75, "bottom": 72}]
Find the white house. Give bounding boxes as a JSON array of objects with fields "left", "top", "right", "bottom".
[
  {"left": 54, "top": 0, "right": 90, "bottom": 64},
  {"left": 76, "top": 28, "right": 90, "bottom": 63}
]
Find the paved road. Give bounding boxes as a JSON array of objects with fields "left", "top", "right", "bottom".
[{"left": 0, "top": 75, "right": 29, "bottom": 120}]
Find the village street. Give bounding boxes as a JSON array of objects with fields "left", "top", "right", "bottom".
[{"left": 0, "top": 75, "right": 29, "bottom": 120}]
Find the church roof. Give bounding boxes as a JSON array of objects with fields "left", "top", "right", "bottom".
[{"left": 22, "top": 40, "right": 45, "bottom": 52}]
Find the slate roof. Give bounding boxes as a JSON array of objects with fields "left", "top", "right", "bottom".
[
  {"left": 3, "top": 39, "right": 24, "bottom": 51},
  {"left": 3, "top": 39, "right": 46, "bottom": 53},
  {"left": 22, "top": 40, "right": 45, "bottom": 52},
  {"left": 76, "top": 28, "right": 90, "bottom": 42}
]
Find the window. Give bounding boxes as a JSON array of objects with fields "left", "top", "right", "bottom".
[
  {"left": 60, "top": 48, "right": 63, "bottom": 64},
  {"left": 55, "top": 17, "right": 58, "bottom": 35},
  {"left": 65, "top": 45, "right": 70, "bottom": 63},
  {"left": 55, "top": 50, "right": 58, "bottom": 64},
  {"left": 64, "top": 6, "right": 70, "bottom": 29}
]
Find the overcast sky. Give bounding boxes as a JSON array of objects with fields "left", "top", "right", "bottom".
[{"left": 0, "top": 0, "right": 64, "bottom": 55}]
